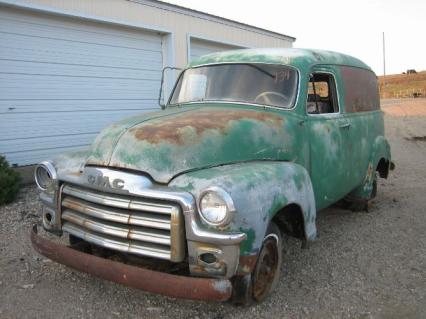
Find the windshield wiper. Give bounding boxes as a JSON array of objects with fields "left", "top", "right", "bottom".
[{"left": 245, "top": 64, "right": 276, "bottom": 79}]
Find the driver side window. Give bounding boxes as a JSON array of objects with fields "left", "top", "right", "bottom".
[{"left": 307, "top": 73, "right": 339, "bottom": 114}]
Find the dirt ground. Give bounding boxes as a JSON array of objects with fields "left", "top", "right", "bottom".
[{"left": 1, "top": 99, "right": 425, "bottom": 319}]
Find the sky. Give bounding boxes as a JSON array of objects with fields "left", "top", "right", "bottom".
[{"left": 163, "top": 0, "right": 425, "bottom": 75}]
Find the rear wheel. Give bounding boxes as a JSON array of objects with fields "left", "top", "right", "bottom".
[
  {"left": 232, "top": 222, "right": 283, "bottom": 304},
  {"left": 370, "top": 173, "right": 378, "bottom": 199},
  {"left": 340, "top": 172, "right": 378, "bottom": 211}
]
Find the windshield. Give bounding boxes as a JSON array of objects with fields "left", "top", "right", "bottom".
[{"left": 169, "top": 63, "right": 298, "bottom": 109}]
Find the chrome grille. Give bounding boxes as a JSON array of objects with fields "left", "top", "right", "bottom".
[{"left": 60, "top": 184, "right": 185, "bottom": 262}]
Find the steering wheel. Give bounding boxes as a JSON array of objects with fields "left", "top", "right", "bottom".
[{"left": 254, "top": 91, "right": 290, "bottom": 106}]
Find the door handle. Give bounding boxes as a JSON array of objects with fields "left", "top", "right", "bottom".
[{"left": 339, "top": 123, "right": 351, "bottom": 129}]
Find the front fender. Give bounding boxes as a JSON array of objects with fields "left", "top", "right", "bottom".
[
  {"left": 169, "top": 161, "right": 317, "bottom": 256},
  {"left": 50, "top": 149, "right": 91, "bottom": 181}
]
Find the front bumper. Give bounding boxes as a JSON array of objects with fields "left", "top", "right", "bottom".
[{"left": 31, "top": 225, "right": 232, "bottom": 301}]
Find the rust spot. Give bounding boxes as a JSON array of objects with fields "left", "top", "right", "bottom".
[
  {"left": 189, "top": 242, "right": 228, "bottom": 276},
  {"left": 130, "top": 109, "right": 284, "bottom": 144},
  {"left": 69, "top": 171, "right": 82, "bottom": 176},
  {"left": 236, "top": 254, "right": 258, "bottom": 275},
  {"left": 62, "top": 198, "right": 83, "bottom": 212}
]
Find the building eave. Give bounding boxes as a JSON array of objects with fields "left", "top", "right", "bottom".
[{"left": 129, "top": 0, "right": 296, "bottom": 42}]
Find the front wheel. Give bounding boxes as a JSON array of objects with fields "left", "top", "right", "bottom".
[{"left": 232, "top": 222, "right": 283, "bottom": 304}]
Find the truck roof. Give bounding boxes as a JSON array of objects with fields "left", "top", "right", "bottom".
[{"left": 188, "top": 48, "right": 372, "bottom": 72}]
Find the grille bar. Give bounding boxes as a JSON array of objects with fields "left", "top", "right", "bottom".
[
  {"left": 62, "top": 209, "right": 171, "bottom": 245},
  {"left": 60, "top": 184, "right": 185, "bottom": 262},
  {"left": 62, "top": 185, "right": 174, "bottom": 214},
  {"left": 62, "top": 196, "right": 171, "bottom": 230},
  {"left": 63, "top": 223, "right": 171, "bottom": 260}
]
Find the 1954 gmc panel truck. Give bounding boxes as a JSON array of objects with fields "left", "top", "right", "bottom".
[{"left": 32, "top": 48, "right": 393, "bottom": 304}]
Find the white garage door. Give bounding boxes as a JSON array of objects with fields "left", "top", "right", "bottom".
[
  {"left": 0, "top": 8, "right": 164, "bottom": 166},
  {"left": 190, "top": 38, "right": 242, "bottom": 61}
]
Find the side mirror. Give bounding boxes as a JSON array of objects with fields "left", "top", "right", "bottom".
[{"left": 158, "top": 66, "right": 182, "bottom": 109}]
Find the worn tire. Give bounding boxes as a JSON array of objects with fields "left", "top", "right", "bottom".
[
  {"left": 370, "top": 173, "right": 378, "bottom": 199},
  {"left": 339, "top": 173, "right": 378, "bottom": 212},
  {"left": 231, "top": 222, "right": 283, "bottom": 305}
]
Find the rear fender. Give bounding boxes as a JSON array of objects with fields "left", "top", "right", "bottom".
[
  {"left": 350, "top": 135, "right": 392, "bottom": 199},
  {"left": 371, "top": 136, "right": 392, "bottom": 172}
]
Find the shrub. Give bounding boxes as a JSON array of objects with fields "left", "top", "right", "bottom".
[{"left": 0, "top": 155, "right": 20, "bottom": 205}]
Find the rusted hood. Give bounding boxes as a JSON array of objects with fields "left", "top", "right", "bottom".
[{"left": 86, "top": 105, "right": 295, "bottom": 184}]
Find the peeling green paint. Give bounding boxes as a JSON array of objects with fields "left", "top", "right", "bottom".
[
  {"left": 268, "top": 194, "right": 288, "bottom": 217},
  {"left": 85, "top": 105, "right": 306, "bottom": 184},
  {"left": 170, "top": 162, "right": 317, "bottom": 255},
  {"left": 239, "top": 228, "right": 256, "bottom": 254},
  {"left": 189, "top": 48, "right": 372, "bottom": 72}
]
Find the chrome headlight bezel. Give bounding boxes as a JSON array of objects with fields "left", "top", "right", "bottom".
[
  {"left": 34, "top": 161, "right": 57, "bottom": 192},
  {"left": 198, "top": 186, "right": 235, "bottom": 227}
]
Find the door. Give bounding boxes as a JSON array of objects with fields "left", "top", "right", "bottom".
[
  {"left": 306, "top": 68, "right": 352, "bottom": 210},
  {"left": 0, "top": 7, "right": 164, "bottom": 166}
]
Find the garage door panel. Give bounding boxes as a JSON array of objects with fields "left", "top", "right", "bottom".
[
  {"left": 0, "top": 49, "right": 163, "bottom": 72},
  {"left": 0, "top": 100, "right": 158, "bottom": 114},
  {"left": 0, "top": 13, "right": 163, "bottom": 50},
  {"left": 0, "top": 12, "right": 163, "bottom": 43},
  {"left": 0, "top": 74, "right": 160, "bottom": 100},
  {"left": 1, "top": 108, "right": 157, "bottom": 166},
  {"left": 0, "top": 8, "right": 164, "bottom": 165},
  {"left": 5, "top": 146, "right": 89, "bottom": 166},
  {"left": 0, "top": 29, "right": 163, "bottom": 53},
  {"left": 0, "top": 109, "right": 152, "bottom": 140},
  {"left": 0, "top": 32, "right": 162, "bottom": 58},
  {"left": 0, "top": 60, "right": 162, "bottom": 80},
  {"left": 1, "top": 133, "right": 98, "bottom": 155},
  {"left": 0, "top": 37, "right": 163, "bottom": 69}
]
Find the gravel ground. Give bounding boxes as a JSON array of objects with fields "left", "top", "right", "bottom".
[{"left": 1, "top": 99, "right": 425, "bottom": 319}]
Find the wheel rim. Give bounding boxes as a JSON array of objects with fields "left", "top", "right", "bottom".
[{"left": 252, "top": 234, "right": 279, "bottom": 301}]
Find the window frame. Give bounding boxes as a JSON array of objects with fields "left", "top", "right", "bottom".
[
  {"left": 166, "top": 62, "right": 301, "bottom": 111},
  {"left": 339, "top": 66, "right": 380, "bottom": 113},
  {"left": 306, "top": 71, "right": 341, "bottom": 116}
]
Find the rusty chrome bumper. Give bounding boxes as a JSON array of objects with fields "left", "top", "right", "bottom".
[{"left": 31, "top": 225, "right": 232, "bottom": 301}]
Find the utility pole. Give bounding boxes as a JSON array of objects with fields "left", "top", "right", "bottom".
[{"left": 382, "top": 32, "right": 386, "bottom": 98}]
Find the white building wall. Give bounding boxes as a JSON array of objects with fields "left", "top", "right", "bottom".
[
  {"left": 0, "top": 0, "right": 294, "bottom": 68},
  {"left": 189, "top": 38, "right": 243, "bottom": 61}
]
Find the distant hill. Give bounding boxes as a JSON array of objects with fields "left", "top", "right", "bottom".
[{"left": 378, "top": 71, "right": 426, "bottom": 99}]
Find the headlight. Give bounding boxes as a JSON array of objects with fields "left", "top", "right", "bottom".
[
  {"left": 198, "top": 187, "right": 235, "bottom": 226},
  {"left": 34, "top": 161, "right": 57, "bottom": 191}
]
